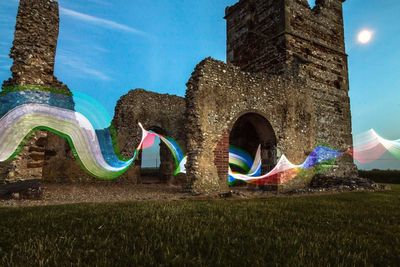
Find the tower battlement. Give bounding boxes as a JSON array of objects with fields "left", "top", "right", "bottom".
[{"left": 225, "top": 0, "right": 347, "bottom": 79}]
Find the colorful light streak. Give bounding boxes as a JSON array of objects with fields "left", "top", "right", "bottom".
[
  {"left": 0, "top": 101, "right": 398, "bottom": 185},
  {"left": 228, "top": 146, "right": 343, "bottom": 185},
  {"left": 351, "top": 129, "right": 400, "bottom": 165}
]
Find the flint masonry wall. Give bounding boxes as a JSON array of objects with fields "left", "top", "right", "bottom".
[
  {"left": 225, "top": 0, "right": 287, "bottom": 74},
  {"left": 284, "top": 0, "right": 356, "bottom": 176},
  {"left": 3, "top": 0, "right": 69, "bottom": 91},
  {"left": 185, "top": 58, "right": 315, "bottom": 193},
  {"left": 113, "top": 89, "right": 186, "bottom": 184}
]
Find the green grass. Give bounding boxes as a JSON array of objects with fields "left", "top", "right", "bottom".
[{"left": 1, "top": 186, "right": 400, "bottom": 266}]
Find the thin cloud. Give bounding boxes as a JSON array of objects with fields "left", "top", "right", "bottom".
[
  {"left": 58, "top": 51, "right": 112, "bottom": 81},
  {"left": 60, "top": 7, "right": 146, "bottom": 36},
  {"left": 92, "top": 46, "right": 109, "bottom": 53},
  {"left": 75, "top": 65, "right": 111, "bottom": 81}
]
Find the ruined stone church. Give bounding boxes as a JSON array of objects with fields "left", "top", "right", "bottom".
[{"left": 0, "top": 0, "right": 357, "bottom": 193}]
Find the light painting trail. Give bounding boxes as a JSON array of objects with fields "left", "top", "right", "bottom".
[
  {"left": 228, "top": 146, "right": 343, "bottom": 185},
  {"left": 352, "top": 129, "right": 400, "bottom": 163},
  {"left": 0, "top": 101, "right": 398, "bottom": 185}
]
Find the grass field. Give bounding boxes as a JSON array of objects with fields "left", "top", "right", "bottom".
[{"left": 1, "top": 185, "right": 399, "bottom": 266}]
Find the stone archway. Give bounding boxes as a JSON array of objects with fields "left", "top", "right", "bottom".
[
  {"left": 140, "top": 126, "right": 175, "bottom": 183},
  {"left": 113, "top": 89, "right": 186, "bottom": 184},
  {"left": 229, "top": 113, "right": 277, "bottom": 176}
]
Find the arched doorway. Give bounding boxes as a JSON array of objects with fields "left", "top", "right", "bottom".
[
  {"left": 229, "top": 113, "right": 277, "bottom": 184},
  {"left": 140, "top": 126, "right": 174, "bottom": 184}
]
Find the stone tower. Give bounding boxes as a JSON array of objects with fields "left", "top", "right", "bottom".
[
  {"left": 225, "top": 0, "right": 356, "bottom": 175},
  {"left": 0, "top": 0, "right": 81, "bottom": 182},
  {"left": 225, "top": 0, "right": 356, "bottom": 173},
  {"left": 225, "top": 0, "right": 347, "bottom": 76},
  {"left": 3, "top": 0, "right": 68, "bottom": 91}
]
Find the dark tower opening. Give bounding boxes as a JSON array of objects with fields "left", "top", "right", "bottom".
[{"left": 229, "top": 113, "right": 277, "bottom": 177}]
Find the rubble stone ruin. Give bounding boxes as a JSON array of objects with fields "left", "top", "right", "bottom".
[{"left": 1, "top": 0, "right": 358, "bottom": 194}]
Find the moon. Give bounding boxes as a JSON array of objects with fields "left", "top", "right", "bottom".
[{"left": 357, "top": 30, "right": 373, "bottom": 44}]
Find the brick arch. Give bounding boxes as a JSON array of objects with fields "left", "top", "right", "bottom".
[{"left": 214, "top": 112, "right": 278, "bottom": 183}]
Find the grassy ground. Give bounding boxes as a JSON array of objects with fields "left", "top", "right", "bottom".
[{"left": 0, "top": 186, "right": 399, "bottom": 266}]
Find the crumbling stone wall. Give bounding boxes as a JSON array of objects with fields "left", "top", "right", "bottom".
[
  {"left": 0, "top": 132, "right": 48, "bottom": 183},
  {"left": 113, "top": 89, "right": 186, "bottom": 184},
  {"left": 185, "top": 58, "right": 315, "bottom": 193},
  {"left": 41, "top": 133, "right": 94, "bottom": 182}
]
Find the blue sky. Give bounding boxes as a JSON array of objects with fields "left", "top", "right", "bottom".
[{"left": 0, "top": 0, "right": 399, "bottom": 169}]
